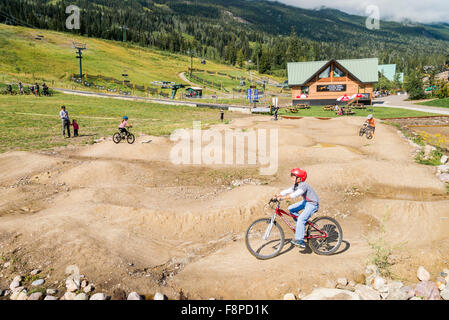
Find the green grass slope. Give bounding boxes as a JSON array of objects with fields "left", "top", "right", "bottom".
[{"left": 0, "top": 24, "right": 280, "bottom": 94}]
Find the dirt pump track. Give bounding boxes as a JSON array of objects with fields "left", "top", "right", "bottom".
[{"left": 0, "top": 116, "right": 448, "bottom": 299}]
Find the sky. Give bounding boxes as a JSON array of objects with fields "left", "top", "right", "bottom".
[{"left": 274, "top": 0, "right": 449, "bottom": 24}]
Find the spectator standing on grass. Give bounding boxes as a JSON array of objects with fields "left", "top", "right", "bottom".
[
  {"left": 60, "top": 105, "right": 71, "bottom": 138},
  {"left": 71, "top": 119, "right": 79, "bottom": 137},
  {"left": 34, "top": 82, "right": 40, "bottom": 96},
  {"left": 18, "top": 82, "right": 23, "bottom": 95},
  {"left": 220, "top": 109, "right": 224, "bottom": 122}
]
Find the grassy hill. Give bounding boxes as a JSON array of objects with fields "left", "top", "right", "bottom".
[{"left": 0, "top": 24, "right": 281, "bottom": 97}]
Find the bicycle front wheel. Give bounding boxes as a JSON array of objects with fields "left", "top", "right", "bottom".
[
  {"left": 359, "top": 128, "right": 364, "bottom": 136},
  {"left": 127, "top": 133, "right": 135, "bottom": 144},
  {"left": 307, "top": 216, "right": 343, "bottom": 255},
  {"left": 245, "top": 218, "right": 284, "bottom": 260}
]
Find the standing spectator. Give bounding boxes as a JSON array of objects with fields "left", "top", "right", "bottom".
[
  {"left": 18, "top": 82, "right": 23, "bottom": 95},
  {"left": 42, "top": 83, "right": 49, "bottom": 96},
  {"left": 60, "top": 106, "right": 71, "bottom": 138},
  {"left": 34, "top": 82, "right": 40, "bottom": 96},
  {"left": 220, "top": 109, "right": 224, "bottom": 122},
  {"left": 71, "top": 119, "right": 79, "bottom": 137},
  {"left": 274, "top": 106, "right": 279, "bottom": 121}
]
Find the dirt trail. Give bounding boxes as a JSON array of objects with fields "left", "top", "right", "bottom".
[{"left": 0, "top": 116, "right": 448, "bottom": 299}]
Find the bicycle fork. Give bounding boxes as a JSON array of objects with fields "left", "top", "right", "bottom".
[{"left": 263, "top": 214, "right": 276, "bottom": 240}]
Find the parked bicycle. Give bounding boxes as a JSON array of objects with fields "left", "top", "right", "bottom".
[
  {"left": 245, "top": 199, "right": 343, "bottom": 260},
  {"left": 113, "top": 129, "right": 135, "bottom": 144},
  {"left": 359, "top": 123, "right": 374, "bottom": 140}
]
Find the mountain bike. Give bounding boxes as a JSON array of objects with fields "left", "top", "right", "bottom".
[
  {"left": 113, "top": 129, "right": 135, "bottom": 144},
  {"left": 245, "top": 199, "right": 343, "bottom": 260},
  {"left": 359, "top": 123, "right": 374, "bottom": 140}
]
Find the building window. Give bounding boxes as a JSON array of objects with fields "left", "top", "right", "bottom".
[
  {"left": 319, "top": 66, "right": 331, "bottom": 79},
  {"left": 302, "top": 86, "right": 309, "bottom": 94},
  {"left": 334, "top": 66, "right": 345, "bottom": 78}
]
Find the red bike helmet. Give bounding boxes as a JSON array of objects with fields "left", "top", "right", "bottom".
[{"left": 290, "top": 168, "right": 307, "bottom": 182}]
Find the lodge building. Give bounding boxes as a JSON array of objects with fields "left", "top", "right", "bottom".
[{"left": 287, "top": 58, "right": 379, "bottom": 106}]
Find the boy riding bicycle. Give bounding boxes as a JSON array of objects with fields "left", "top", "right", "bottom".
[
  {"left": 118, "top": 116, "right": 132, "bottom": 135},
  {"left": 364, "top": 114, "right": 376, "bottom": 135},
  {"left": 276, "top": 168, "right": 320, "bottom": 248}
]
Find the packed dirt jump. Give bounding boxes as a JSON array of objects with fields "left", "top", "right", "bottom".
[{"left": 0, "top": 116, "right": 448, "bottom": 299}]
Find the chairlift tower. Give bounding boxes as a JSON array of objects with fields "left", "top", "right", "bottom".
[
  {"left": 119, "top": 26, "right": 129, "bottom": 42},
  {"left": 73, "top": 42, "right": 87, "bottom": 80}
]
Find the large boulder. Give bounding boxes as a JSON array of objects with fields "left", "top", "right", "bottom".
[{"left": 301, "top": 288, "right": 360, "bottom": 300}]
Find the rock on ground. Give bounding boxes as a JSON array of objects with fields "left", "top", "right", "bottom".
[
  {"left": 32, "top": 279, "right": 45, "bottom": 286},
  {"left": 354, "top": 284, "right": 381, "bottom": 300},
  {"left": 28, "top": 292, "right": 43, "bottom": 300},
  {"left": 66, "top": 278, "right": 80, "bottom": 292},
  {"left": 74, "top": 293, "right": 88, "bottom": 300},
  {"left": 90, "top": 293, "right": 107, "bottom": 300},
  {"left": 417, "top": 266, "right": 431, "bottom": 281},
  {"left": 9, "top": 275, "right": 22, "bottom": 290},
  {"left": 301, "top": 288, "right": 360, "bottom": 300},
  {"left": 30, "top": 269, "right": 41, "bottom": 276},
  {"left": 46, "top": 289, "right": 57, "bottom": 295},
  {"left": 283, "top": 293, "right": 296, "bottom": 300},
  {"left": 127, "top": 292, "right": 143, "bottom": 300},
  {"left": 441, "top": 288, "right": 449, "bottom": 300},
  {"left": 414, "top": 281, "right": 440, "bottom": 300},
  {"left": 83, "top": 284, "right": 94, "bottom": 293},
  {"left": 386, "top": 287, "right": 409, "bottom": 300},
  {"left": 153, "top": 292, "right": 166, "bottom": 300},
  {"left": 44, "top": 295, "right": 58, "bottom": 300},
  {"left": 63, "top": 292, "right": 77, "bottom": 300}
]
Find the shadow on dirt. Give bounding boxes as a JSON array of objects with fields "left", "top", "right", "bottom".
[{"left": 279, "top": 238, "right": 350, "bottom": 256}]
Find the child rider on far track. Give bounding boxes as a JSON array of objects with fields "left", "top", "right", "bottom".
[{"left": 276, "top": 168, "right": 320, "bottom": 248}]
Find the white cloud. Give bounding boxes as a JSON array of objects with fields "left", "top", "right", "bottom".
[{"left": 274, "top": 0, "right": 449, "bottom": 23}]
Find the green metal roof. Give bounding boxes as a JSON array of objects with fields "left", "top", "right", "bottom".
[
  {"left": 288, "top": 58, "right": 379, "bottom": 86},
  {"left": 378, "top": 64, "right": 397, "bottom": 81}
]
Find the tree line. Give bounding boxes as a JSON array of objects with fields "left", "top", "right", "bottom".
[{"left": 1, "top": 0, "right": 448, "bottom": 78}]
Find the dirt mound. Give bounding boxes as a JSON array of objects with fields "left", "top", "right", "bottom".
[{"left": 0, "top": 116, "right": 448, "bottom": 299}]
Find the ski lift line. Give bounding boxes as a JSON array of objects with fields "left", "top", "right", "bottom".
[{"left": 0, "top": 10, "right": 37, "bottom": 29}]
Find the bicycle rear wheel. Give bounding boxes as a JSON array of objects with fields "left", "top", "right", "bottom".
[
  {"left": 306, "top": 216, "right": 342, "bottom": 255},
  {"left": 245, "top": 218, "right": 284, "bottom": 260},
  {"left": 366, "top": 131, "right": 373, "bottom": 140},
  {"left": 113, "top": 133, "right": 122, "bottom": 144}
]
